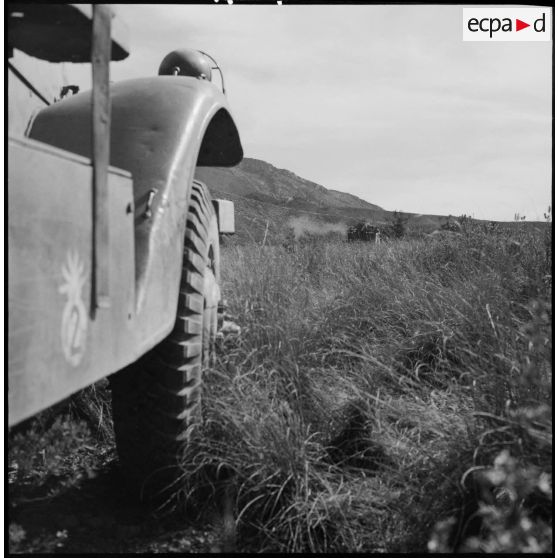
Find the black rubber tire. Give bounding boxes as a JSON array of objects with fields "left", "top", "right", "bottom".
[{"left": 109, "top": 180, "right": 220, "bottom": 503}]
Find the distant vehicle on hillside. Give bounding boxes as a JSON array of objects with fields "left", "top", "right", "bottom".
[{"left": 347, "top": 222, "right": 380, "bottom": 242}]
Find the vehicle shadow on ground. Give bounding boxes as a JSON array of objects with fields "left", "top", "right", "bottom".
[{"left": 9, "top": 461, "right": 215, "bottom": 553}]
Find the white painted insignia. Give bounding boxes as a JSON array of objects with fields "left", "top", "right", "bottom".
[{"left": 59, "top": 251, "right": 88, "bottom": 366}]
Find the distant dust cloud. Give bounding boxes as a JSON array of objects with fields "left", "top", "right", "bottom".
[{"left": 288, "top": 216, "right": 346, "bottom": 239}]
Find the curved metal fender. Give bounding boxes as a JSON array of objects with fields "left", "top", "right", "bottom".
[{"left": 29, "top": 76, "right": 243, "bottom": 355}]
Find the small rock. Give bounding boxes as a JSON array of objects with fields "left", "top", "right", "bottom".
[
  {"left": 220, "top": 321, "right": 241, "bottom": 335},
  {"left": 9, "top": 523, "right": 26, "bottom": 544},
  {"left": 180, "top": 539, "right": 192, "bottom": 551}
]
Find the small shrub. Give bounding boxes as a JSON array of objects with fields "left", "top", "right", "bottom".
[
  {"left": 429, "top": 447, "right": 552, "bottom": 553},
  {"left": 390, "top": 210, "right": 407, "bottom": 238}
]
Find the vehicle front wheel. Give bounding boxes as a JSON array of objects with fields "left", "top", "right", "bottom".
[{"left": 110, "top": 180, "right": 220, "bottom": 504}]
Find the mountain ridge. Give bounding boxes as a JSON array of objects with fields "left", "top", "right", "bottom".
[{"left": 195, "top": 157, "right": 448, "bottom": 243}]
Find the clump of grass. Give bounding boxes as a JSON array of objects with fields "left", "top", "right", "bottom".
[{"left": 68, "top": 380, "right": 115, "bottom": 443}]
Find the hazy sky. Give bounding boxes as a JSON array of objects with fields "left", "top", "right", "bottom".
[{"left": 70, "top": 4, "right": 552, "bottom": 221}]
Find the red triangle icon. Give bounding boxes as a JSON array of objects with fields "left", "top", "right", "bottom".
[{"left": 516, "top": 19, "right": 530, "bottom": 31}]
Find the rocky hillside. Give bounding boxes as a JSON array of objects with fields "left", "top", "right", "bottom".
[{"left": 195, "top": 158, "right": 445, "bottom": 243}]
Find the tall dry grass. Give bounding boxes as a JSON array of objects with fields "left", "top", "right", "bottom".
[
  {"left": 11, "top": 222, "right": 550, "bottom": 552},
  {"left": 174, "top": 222, "right": 552, "bottom": 552}
]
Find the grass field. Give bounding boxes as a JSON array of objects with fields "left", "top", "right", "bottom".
[{"left": 9, "top": 220, "right": 552, "bottom": 552}]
